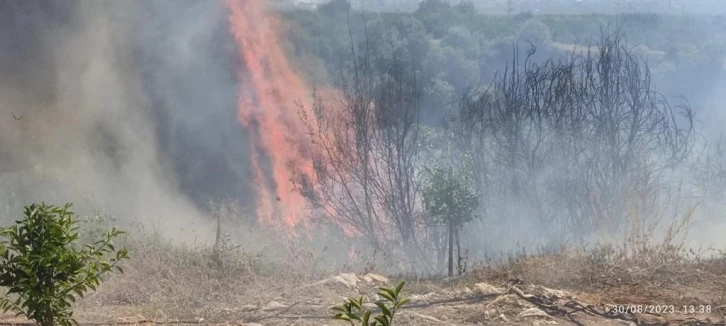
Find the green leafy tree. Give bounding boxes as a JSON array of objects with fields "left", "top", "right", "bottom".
[
  {"left": 0, "top": 203, "right": 129, "bottom": 326},
  {"left": 422, "top": 166, "right": 478, "bottom": 276},
  {"left": 333, "top": 281, "right": 410, "bottom": 326}
]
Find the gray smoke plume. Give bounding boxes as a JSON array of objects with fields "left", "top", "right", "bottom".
[{"left": 0, "top": 0, "right": 254, "bottom": 243}]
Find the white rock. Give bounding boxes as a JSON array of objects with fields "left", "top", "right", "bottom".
[
  {"left": 409, "top": 292, "right": 436, "bottom": 303},
  {"left": 475, "top": 282, "right": 504, "bottom": 295},
  {"left": 516, "top": 307, "right": 551, "bottom": 320},
  {"left": 261, "top": 301, "right": 287, "bottom": 311},
  {"left": 361, "top": 273, "right": 389, "bottom": 284},
  {"left": 496, "top": 313, "right": 510, "bottom": 322},
  {"left": 305, "top": 272, "right": 361, "bottom": 290},
  {"left": 411, "top": 313, "right": 443, "bottom": 323},
  {"left": 535, "top": 285, "right": 570, "bottom": 299},
  {"left": 333, "top": 273, "right": 359, "bottom": 289}
]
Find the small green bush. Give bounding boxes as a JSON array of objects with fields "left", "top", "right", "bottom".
[
  {"left": 332, "top": 280, "right": 410, "bottom": 326},
  {"left": 0, "top": 203, "right": 129, "bottom": 326}
]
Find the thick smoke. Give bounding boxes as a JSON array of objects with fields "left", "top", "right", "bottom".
[
  {"left": 1, "top": 0, "right": 724, "bottom": 270},
  {"left": 0, "top": 0, "right": 254, "bottom": 242}
]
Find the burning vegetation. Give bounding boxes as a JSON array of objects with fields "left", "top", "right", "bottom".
[
  {"left": 226, "top": 0, "right": 318, "bottom": 230},
  {"left": 224, "top": 0, "right": 703, "bottom": 276},
  {"left": 0, "top": 0, "right": 726, "bottom": 324}
]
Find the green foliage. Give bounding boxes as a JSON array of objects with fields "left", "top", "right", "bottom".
[
  {"left": 419, "top": 124, "right": 479, "bottom": 227},
  {"left": 422, "top": 166, "right": 479, "bottom": 227},
  {"left": 76, "top": 214, "right": 124, "bottom": 248},
  {"left": 0, "top": 203, "right": 129, "bottom": 326},
  {"left": 333, "top": 281, "right": 410, "bottom": 326}
]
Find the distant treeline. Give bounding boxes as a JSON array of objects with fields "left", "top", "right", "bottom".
[
  {"left": 294, "top": 0, "right": 726, "bottom": 15},
  {"left": 282, "top": 0, "right": 726, "bottom": 123}
]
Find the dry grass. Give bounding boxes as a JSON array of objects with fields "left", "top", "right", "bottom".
[
  {"left": 71, "top": 196, "right": 726, "bottom": 324},
  {"left": 464, "top": 241, "right": 726, "bottom": 314},
  {"left": 1, "top": 198, "right": 724, "bottom": 325},
  {"left": 76, "top": 237, "right": 259, "bottom": 320},
  {"left": 447, "top": 193, "right": 726, "bottom": 315},
  {"left": 67, "top": 207, "right": 344, "bottom": 323}
]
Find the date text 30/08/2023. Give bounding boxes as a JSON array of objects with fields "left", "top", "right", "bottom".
[{"left": 609, "top": 305, "right": 712, "bottom": 315}]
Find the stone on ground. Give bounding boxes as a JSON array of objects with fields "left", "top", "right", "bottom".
[
  {"left": 475, "top": 282, "right": 504, "bottom": 295},
  {"left": 534, "top": 285, "right": 571, "bottom": 299},
  {"left": 261, "top": 301, "right": 287, "bottom": 311},
  {"left": 516, "top": 307, "right": 551, "bottom": 320},
  {"left": 361, "top": 273, "right": 389, "bottom": 284},
  {"left": 332, "top": 272, "right": 359, "bottom": 289}
]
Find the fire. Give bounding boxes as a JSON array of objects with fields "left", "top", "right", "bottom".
[{"left": 225, "top": 0, "right": 316, "bottom": 230}]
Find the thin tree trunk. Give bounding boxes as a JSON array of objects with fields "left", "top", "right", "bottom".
[
  {"left": 456, "top": 226, "right": 462, "bottom": 275},
  {"left": 448, "top": 220, "right": 454, "bottom": 277},
  {"left": 435, "top": 225, "right": 445, "bottom": 273},
  {"left": 213, "top": 211, "right": 222, "bottom": 268}
]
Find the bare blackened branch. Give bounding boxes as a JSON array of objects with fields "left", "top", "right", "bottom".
[{"left": 454, "top": 27, "right": 694, "bottom": 243}]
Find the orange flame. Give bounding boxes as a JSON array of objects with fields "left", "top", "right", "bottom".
[{"left": 225, "top": 0, "right": 316, "bottom": 230}]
